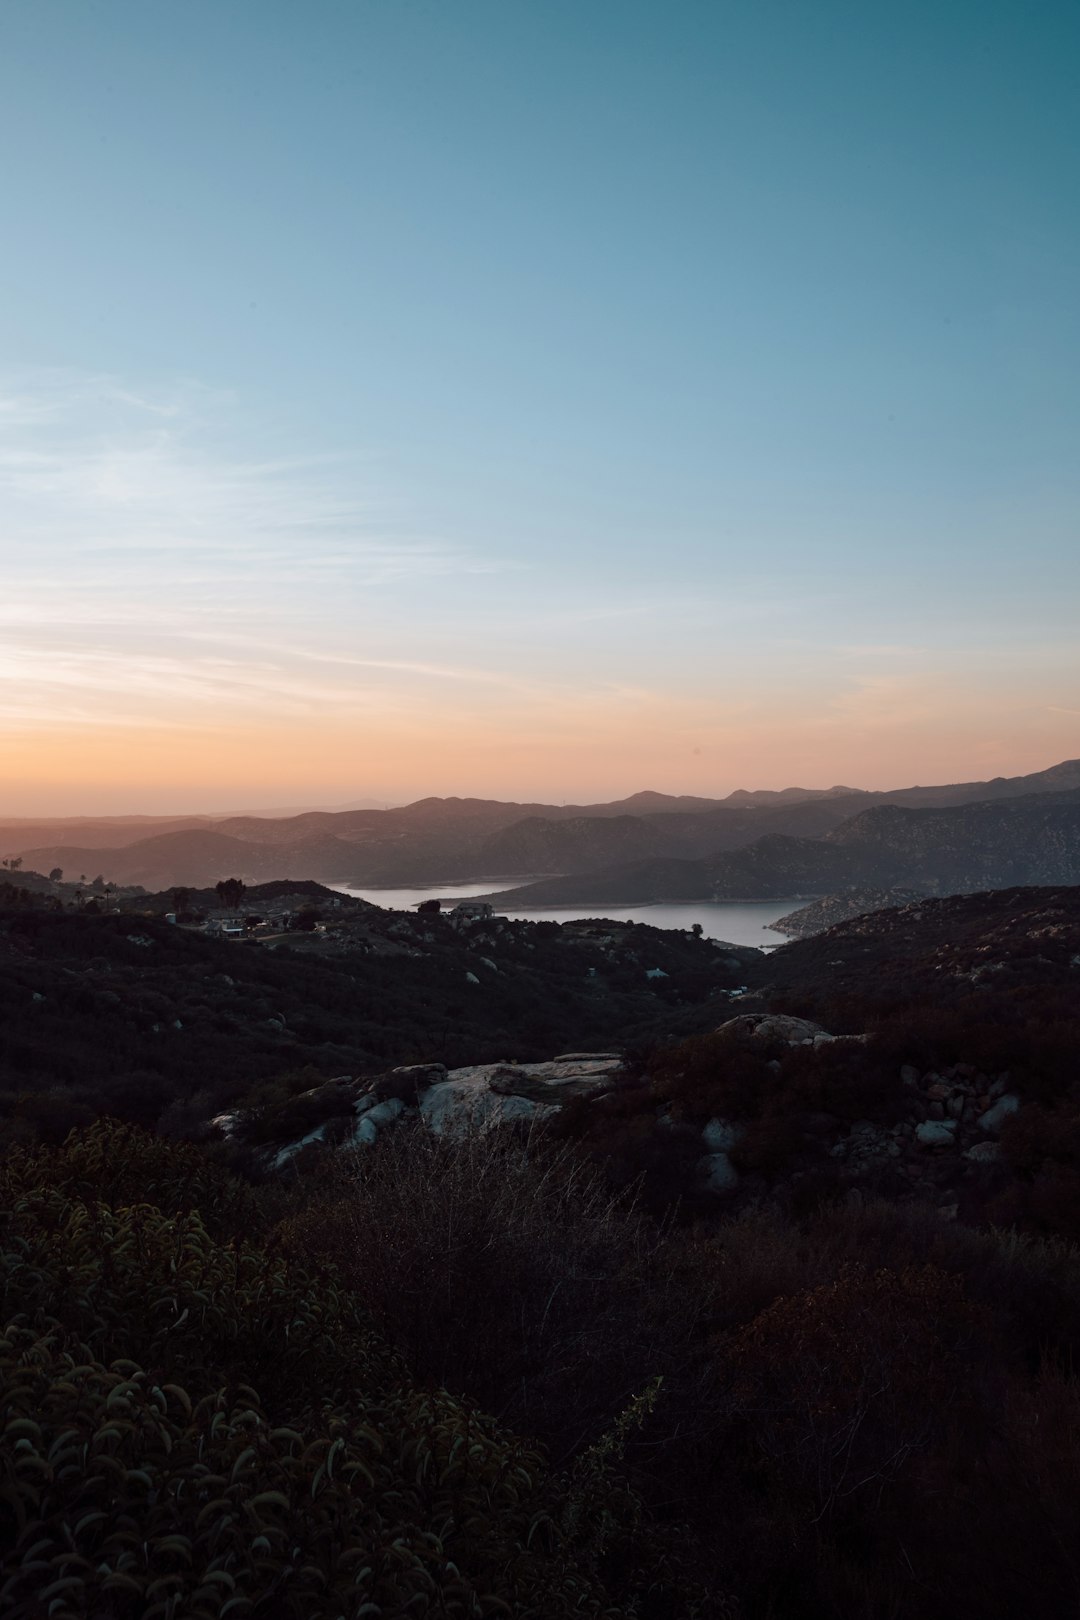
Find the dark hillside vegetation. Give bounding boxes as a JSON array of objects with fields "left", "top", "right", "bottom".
[
  {"left": 0, "top": 904, "right": 755, "bottom": 1150},
  {"left": 536, "top": 887, "right": 1080, "bottom": 1237},
  {"left": 4, "top": 885, "right": 1080, "bottom": 1616},
  {"left": 6, "top": 1119, "right": 1080, "bottom": 1618},
  {"left": 0, "top": 1123, "right": 703, "bottom": 1619}
]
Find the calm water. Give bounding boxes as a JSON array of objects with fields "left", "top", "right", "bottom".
[{"left": 332, "top": 882, "right": 794, "bottom": 949}]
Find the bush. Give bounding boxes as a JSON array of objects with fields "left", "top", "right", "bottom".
[
  {"left": 275, "top": 1120, "right": 691, "bottom": 1458},
  {"left": 0, "top": 1122, "right": 689, "bottom": 1619}
]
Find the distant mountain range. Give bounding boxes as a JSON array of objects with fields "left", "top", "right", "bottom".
[
  {"left": 481, "top": 788, "right": 1080, "bottom": 905},
  {"left": 4, "top": 759, "right": 1080, "bottom": 897}
]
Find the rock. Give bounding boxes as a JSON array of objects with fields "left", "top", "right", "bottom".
[
  {"left": 947, "top": 1095, "right": 965, "bottom": 1119},
  {"left": 979, "top": 1094, "right": 1020, "bottom": 1134},
  {"left": 365, "top": 1098, "right": 405, "bottom": 1130},
  {"left": 900, "top": 1065, "right": 920, "bottom": 1087},
  {"left": 418, "top": 1064, "right": 569, "bottom": 1136},
  {"left": 393, "top": 1062, "right": 447, "bottom": 1088},
  {"left": 554, "top": 1051, "right": 621, "bottom": 1062},
  {"left": 489, "top": 1055, "right": 622, "bottom": 1104},
  {"left": 843, "top": 1122, "right": 901, "bottom": 1166},
  {"left": 963, "top": 1141, "right": 1002, "bottom": 1164},
  {"left": 375, "top": 1063, "right": 448, "bottom": 1103},
  {"left": 273, "top": 1124, "right": 329, "bottom": 1167},
  {"left": 714, "top": 1013, "right": 829, "bottom": 1045},
  {"left": 929, "top": 1102, "right": 945, "bottom": 1120},
  {"left": 698, "top": 1151, "right": 740, "bottom": 1193},
  {"left": 702, "top": 1117, "right": 743, "bottom": 1153},
  {"left": 465, "top": 971, "right": 480, "bottom": 984},
  {"left": 916, "top": 1121, "right": 958, "bottom": 1148}
]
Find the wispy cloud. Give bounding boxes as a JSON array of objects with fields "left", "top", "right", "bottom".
[{"left": 0, "top": 368, "right": 529, "bottom": 728}]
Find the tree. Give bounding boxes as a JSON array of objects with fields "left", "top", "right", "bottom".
[
  {"left": 170, "top": 887, "right": 191, "bottom": 917},
  {"left": 215, "top": 878, "right": 247, "bottom": 911},
  {"left": 48, "top": 869, "right": 63, "bottom": 883}
]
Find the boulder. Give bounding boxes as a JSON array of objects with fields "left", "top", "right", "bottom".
[
  {"left": 715, "top": 1013, "right": 828, "bottom": 1045},
  {"left": 702, "top": 1117, "right": 743, "bottom": 1153},
  {"left": 963, "top": 1141, "right": 1002, "bottom": 1164},
  {"left": 365, "top": 1098, "right": 405, "bottom": 1130},
  {"left": 488, "top": 1056, "right": 622, "bottom": 1103},
  {"left": 916, "top": 1121, "right": 958, "bottom": 1149},
  {"left": 979, "top": 1094, "right": 1020, "bottom": 1135},
  {"left": 554, "top": 1052, "right": 621, "bottom": 1062},
  {"left": 375, "top": 1063, "right": 447, "bottom": 1104},
  {"left": 419, "top": 1074, "right": 552, "bottom": 1136}
]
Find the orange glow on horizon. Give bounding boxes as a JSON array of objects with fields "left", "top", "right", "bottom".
[{"left": 3, "top": 696, "right": 1078, "bottom": 817}]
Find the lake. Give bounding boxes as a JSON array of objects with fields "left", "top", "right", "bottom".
[{"left": 332, "top": 882, "right": 795, "bottom": 949}]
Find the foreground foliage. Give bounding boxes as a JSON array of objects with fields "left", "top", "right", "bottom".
[
  {"left": 0, "top": 1124, "right": 708, "bottom": 1619},
  {"left": 281, "top": 1125, "right": 1080, "bottom": 1620}
]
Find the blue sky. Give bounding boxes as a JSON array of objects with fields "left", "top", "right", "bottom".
[{"left": 1, "top": 0, "right": 1078, "bottom": 810}]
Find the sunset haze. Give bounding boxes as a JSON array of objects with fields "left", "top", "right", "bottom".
[{"left": 2, "top": 0, "right": 1078, "bottom": 813}]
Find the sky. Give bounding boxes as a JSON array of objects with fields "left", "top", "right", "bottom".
[{"left": 1, "top": 0, "right": 1078, "bottom": 814}]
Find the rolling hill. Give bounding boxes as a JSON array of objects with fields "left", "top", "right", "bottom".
[{"left": 7, "top": 760, "right": 1080, "bottom": 893}]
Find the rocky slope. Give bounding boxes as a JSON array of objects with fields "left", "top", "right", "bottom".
[
  {"left": 771, "top": 888, "right": 928, "bottom": 938},
  {"left": 755, "top": 881, "right": 1080, "bottom": 1006}
]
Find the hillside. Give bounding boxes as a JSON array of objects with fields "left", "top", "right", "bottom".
[
  {"left": 6, "top": 882, "right": 1080, "bottom": 1619},
  {"left": 6, "top": 759, "right": 1080, "bottom": 891},
  {"left": 770, "top": 888, "right": 923, "bottom": 937},
  {"left": 0, "top": 900, "right": 757, "bottom": 1149},
  {"left": 483, "top": 788, "right": 1080, "bottom": 905}
]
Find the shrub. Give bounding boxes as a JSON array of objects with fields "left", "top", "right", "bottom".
[
  {"left": 275, "top": 1120, "right": 689, "bottom": 1458},
  {"left": 0, "top": 1122, "right": 678, "bottom": 1619}
]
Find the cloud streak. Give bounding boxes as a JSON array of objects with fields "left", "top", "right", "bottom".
[{"left": 0, "top": 368, "right": 542, "bottom": 728}]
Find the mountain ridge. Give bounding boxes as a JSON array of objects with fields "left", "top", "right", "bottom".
[{"left": 7, "top": 759, "right": 1080, "bottom": 894}]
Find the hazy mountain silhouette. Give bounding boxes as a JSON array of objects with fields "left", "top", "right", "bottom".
[{"left": 8, "top": 761, "right": 1080, "bottom": 894}]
